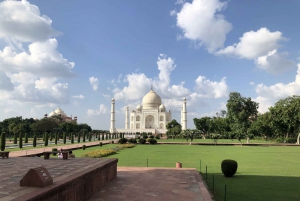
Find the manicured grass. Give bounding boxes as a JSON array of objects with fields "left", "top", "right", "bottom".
[
  {"left": 76, "top": 144, "right": 300, "bottom": 201},
  {"left": 157, "top": 138, "right": 275, "bottom": 144}
]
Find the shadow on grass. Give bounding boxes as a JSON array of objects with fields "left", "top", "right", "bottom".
[{"left": 202, "top": 173, "right": 300, "bottom": 201}]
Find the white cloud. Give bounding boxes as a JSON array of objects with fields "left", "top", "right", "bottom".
[
  {"left": 194, "top": 76, "right": 229, "bottom": 98},
  {"left": 87, "top": 104, "right": 107, "bottom": 115},
  {"left": 0, "top": 0, "right": 75, "bottom": 106},
  {"left": 217, "top": 28, "right": 295, "bottom": 74},
  {"left": 170, "top": 10, "right": 177, "bottom": 16},
  {"left": 89, "top": 77, "right": 99, "bottom": 91},
  {"left": 175, "top": 0, "right": 186, "bottom": 4},
  {"left": 253, "top": 63, "right": 300, "bottom": 113},
  {"left": 0, "top": 39, "right": 75, "bottom": 77},
  {"left": 0, "top": 70, "right": 14, "bottom": 91},
  {"left": 111, "top": 54, "right": 229, "bottom": 113},
  {"left": 0, "top": 0, "right": 60, "bottom": 42},
  {"left": 8, "top": 72, "right": 69, "bottom": 104},
  {"left": 217, "top": 28, "right": 284, "bottom": 59},
  {"left": 72, "top": 95, "right": 85, "bottom": 99},
  {"left": 256, "top": 49, "right": 295, "bottom": 74},
  {"left": 4, "top": 108, "right": 18, "bottom": 114},
  {"left": 175, "top": 0, "right": 232, "bottom": 52}
]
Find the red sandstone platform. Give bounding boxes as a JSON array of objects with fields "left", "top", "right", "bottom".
[
  {"left": 0, "top": 157, "right": 117, "bottom": 201},
  {"left": 88, "top": 167, "right": 213, "bottom": 201}
]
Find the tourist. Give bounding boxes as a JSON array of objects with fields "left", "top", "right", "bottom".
[{"left": 69, "top": 150, "right": 75, "bottom": 158}]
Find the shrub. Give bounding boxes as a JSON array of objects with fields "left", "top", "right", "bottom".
[
  {"left": 44, "top": 132, "right": 48, "bottom": 147},
  {"left": 19, "top": 132, "right": 23, "bottom": 149},
  {"left": 1, "top": 132, "right": 5, "bottom": 151},
  {"left": 24, "top": 133, "right": 28, "bottom": 143},
  {"left": 63, "top": 132, "right": 66, "bottom": 144},
  {"left": 99, "top": 142, "right": 102, "bottom": 146},
  {"left": 221, "top": 159, "right": 238, "bottom": 177},
  {"left": 13, "top": 133, "right": 17, "bottom": 144},
  {"left": 52, "top": 148, "right": 57, "bottom": 156},
  {"left": 155, "top": 135, "right": 160, "bottom": 139},
  {"left": 118, "top": 138, "right": 128, "bottom": 144},
  {"left": 33, "top": 135, "right": 37, "bottom": 147},
  {"left": 71, "top": 134, "right": 74, "bottom": 144},
  {"left": 139, "top": 138, "right": 146, "bottom": 144},
  {"left": 143, "top": 134, "right": 148, "bottom": 139},
  {"left": 147, "top": 138, "right": 157, "bottom": 144},
  {"left": 128, "top": 138, "right": 137, "bottom": 144},
  {"left": 275, "top": 137, "right": 284, "bottom": 143},
  {"left": 286, "top": 137, "right": 297, "bottom": 143},
  {"left": 82, "top": 145, "right": 86, "bottom": 150}
]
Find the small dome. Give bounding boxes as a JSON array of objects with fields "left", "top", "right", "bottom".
[
  {"left": 159, "top": 104, "right": 165, "bottom": 109},
  {"left": 142, "top": 90, "right": 162, "bottom": 109},
  {"left": 136, "top": 104, "right": 142, "bottom": 110},
  {"left": 54, "top": 107, "right": 67, "bottom": 117},
  {"left": 49, "top": 110, "right": 57, "bottom": 117}
]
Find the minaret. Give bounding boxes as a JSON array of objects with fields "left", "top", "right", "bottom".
[
  {"left": 182, "top": 97, "right": 187, "bottom": 130},
  {"left": 110, "top": 98, "right": 116, "bottom": 133},
  {"left": 181, "top": 106, "right": 183, "bottom": 125},
  {"left": 125, "top": 106, "right": 129, "bottom": 129}
]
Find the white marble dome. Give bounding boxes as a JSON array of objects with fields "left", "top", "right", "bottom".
[
  {"left": 49, "top": 110, "right": 57, "bottom": 117},
  {"left": 159, "top": 104, "right": 165, "bottom": 109},
  {"left": 142, "top": 90, "right": 162, "bottom": 109},
  {"left": 54, "top": 107, "right": 67, "bottom": 117},
  {"left": 136, "top": 104, "right": 142, "bottom": 110}
]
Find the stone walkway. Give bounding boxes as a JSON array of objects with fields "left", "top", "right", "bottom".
[
  {"left": 88, "top": 167, "right": 212, "bottom": 201},
  {"left": 8, "top": 140, "right": 115, "bottom": 157}
]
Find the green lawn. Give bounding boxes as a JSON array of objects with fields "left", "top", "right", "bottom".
[
  {"left": 73, "top": 144, "right": 300, "bottom": 201},
  {"left": 157, "top": 138, "right": 275, "bottom": 144}
]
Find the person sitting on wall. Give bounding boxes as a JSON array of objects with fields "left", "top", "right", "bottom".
[{"left": 68, "top": 150, "right": 75, "bottom": 158}]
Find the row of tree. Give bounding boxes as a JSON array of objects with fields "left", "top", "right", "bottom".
[
  {"left": 166, "top": 92, "right": 300, "bottom": 143},
  {"left": 0, "top": 116, "right": 109, "bottom": 138}
]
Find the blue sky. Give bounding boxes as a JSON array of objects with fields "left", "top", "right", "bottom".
[{"left": 0, "top": 0, "right": 300, "bottom": 130}]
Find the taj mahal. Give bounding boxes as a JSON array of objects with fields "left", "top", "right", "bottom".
[{"left": 110, "top": 89, "right": 187, "bottom": 134}]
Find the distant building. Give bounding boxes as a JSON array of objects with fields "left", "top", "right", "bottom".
[
  {"left": 110, "top": 89, "right": 187, "bottom": 134},
  {"left": 44, "top": 107, "right": 77, "bottom": 123}
]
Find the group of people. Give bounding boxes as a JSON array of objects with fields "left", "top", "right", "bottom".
[{"left": 57, "top": 149, "right": 75, "bottom": 158}]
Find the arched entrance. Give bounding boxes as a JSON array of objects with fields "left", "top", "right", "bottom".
[{"left": 145, "top": 115, "right": 154, "bottom": 129}]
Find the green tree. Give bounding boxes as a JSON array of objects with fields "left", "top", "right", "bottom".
[
  {"left": 19, "top": 132, "right": 23, "bottom": 149},
  {"left": 226, "top": 92, "right": 258, "bottom": 140},
  {"left": 33, "top": 135, "right": 37, "bottom": 147},
  {"left": 166, "top": 119, "right": 182, "bottom": 139},
  {"left": 77, "top": 133, "right": 81, "bottom": 143},
  {"left": 1, "top": 132, "right": 6, "bottom": 151},
  {"left": 181, "top": 129, "right": 200, "bottom": 144},
  {"left": 30, "top": 118, "right": 59, "bottom": 133},
  {"left": 193, "top": 117, "right": 212, "bottom": 136},
  {"left": 269, "top": 96, "right": 300, "bottom": 140}
]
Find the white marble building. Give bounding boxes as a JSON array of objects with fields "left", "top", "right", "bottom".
[{"left": 110, "top": 89, "right": 187, "bottom": 134}]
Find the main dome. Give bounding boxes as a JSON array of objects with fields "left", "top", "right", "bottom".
[{"left": 142, "top": 90, "right": 162, "bottom": 109}]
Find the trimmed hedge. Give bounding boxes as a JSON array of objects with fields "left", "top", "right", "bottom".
[
  {"left": 221, "top": 159, "right": 238, "bottom": 177},
  {"left": 147, "top": 138, "right": 157, "bottom": 144},
  {"left": 52, "top": 148, "right": 57, "bottom": 156},
  {"left": 139, "top": 138, "right": 146, "bottom": 144},
  {"left": 118, "top": 138, "right": 128, "bottom": 144}
]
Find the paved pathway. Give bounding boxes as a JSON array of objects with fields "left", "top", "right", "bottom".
[
  {"left": 88, "top": 167, "right": 212, "bottom": 201},
  {"left": 8, "top": 140, "right": 117, "bottom": 157}
]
